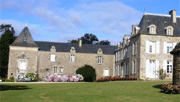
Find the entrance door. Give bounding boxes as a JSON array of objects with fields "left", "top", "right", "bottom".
[{"left": 149, "top": 60, "right": 155, "bottom": 78}]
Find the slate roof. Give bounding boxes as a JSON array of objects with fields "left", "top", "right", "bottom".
[
  {"left": 11, "top": 26, "right": 38, "bottom": 47},
  {"left": 138, "top": 13, "right": 180, "bottom": 36},
  {"left": 35, "top": 41, "right": 117, "bottom": 55}
]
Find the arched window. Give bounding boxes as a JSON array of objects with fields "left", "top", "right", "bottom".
[{"left": 168, "top": 28, "right": 171, "bottom": 35}]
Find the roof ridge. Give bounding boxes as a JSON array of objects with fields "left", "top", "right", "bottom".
[{"left": 144, "top": 13, "right": 180, "bottom": 18}]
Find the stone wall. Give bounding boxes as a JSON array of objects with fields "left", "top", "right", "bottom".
[{"left": 37, "top": 51, "right": 115, "bottom": 80}]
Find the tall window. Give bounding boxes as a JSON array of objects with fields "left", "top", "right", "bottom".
[
  {"left": 168, "top": 28, "right": 171, "bottom": 35},
  {"left": 126, "top": 63, "right": 129, "bottom": 75},
  {"left": 20, "top": 61, "right": 27, "bottom": 73},
  {"left": 54, "top": 67, "right": 57, "bottom": 73},
  {"left": 59, "top": 67, "right": 63, "bottom": 74},
  {"left": 150, "top": 26, "right": 154, "bottom": 34},
  {"left": 51, "top": 54, "right": 55, "bottom": 61},
  {"left": 167, "top": 43, "right": 173, "bottom": 54},
  {"left": 104, "top": 68, "right": 109, "bottom": 76},
  {"left": 70, "top": 55, "right": 75, "bottom": 62},
  {"left": 167, "top": 61, "right": 172, "bottom": 74},
  {"left": 98, "top": 56, "right": 102, "bottom": 64},
  {"left": 149, "top": 41, "right": 155, "bottom": 53}
]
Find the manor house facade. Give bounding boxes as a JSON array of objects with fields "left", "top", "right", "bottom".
[{"left": 8, "top": 9, "right": 180, "bottom": 80}]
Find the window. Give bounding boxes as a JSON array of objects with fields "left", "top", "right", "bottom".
[
  {"left": 51, "top": 54, "right": 55, "bottom": 61},
  {"left": 150, "top": 26, "right": 154, "bottom": 34},
  {"left": 126, "top": 63, "right": 129, "bottom": 75},
  {"left": 104, "top": 68, "right": 109, "bottom": 76},
  {"left": 132, "top": 43, "right": 134, "bottom": 55},
  {"left": 115, "top": 52, "right": 117, "bottom": 62},
  {"left": 168, "top": 28, "right": 171, "bottom": 35},
  {"left": 167, "top": 61, "right": 172, "bottom": 74},
  {"left": 19, "top": 60, "right": 26, "bottom": 73},
  {"left": 70, "top": 55, "right": 75, "bottom": 62},
  {"left": 59, "top": 67, "right": 63, "bottom": 74},
  {"left": 149, "top": 41, "right": 155, "bottom": 53},
  {"left": 54, "top": 67, "right": 57, "bottom": 73},
  {"left": 11, "top": 73, "right": 13, "bottom": 75},
  {"left": 167, "top": 43, "right": 173, "bottom": 54},
  {"left": 98, "top": 56, "right": 102, "bottom": 64},
  {"left": 132, "top": 61, "right": 134, "bottom": 74}
]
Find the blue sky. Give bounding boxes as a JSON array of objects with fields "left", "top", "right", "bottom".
[{"left": 0, "top": 0, "right": 179, "bottom": 45}]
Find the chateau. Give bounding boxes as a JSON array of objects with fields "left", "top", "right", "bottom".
[{"left": 8, "top": 10, "right": 180, "bottom": 80}]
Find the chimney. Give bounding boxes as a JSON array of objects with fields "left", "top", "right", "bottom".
[
  {"left": 169, "top": 10, "right": 176, "bottom": 23},
  {"left": 79, "top": 39, "right": 82, "bottom": 47},
  {"left": 117, "top": 43, "right": 120, "bottom": 48}
]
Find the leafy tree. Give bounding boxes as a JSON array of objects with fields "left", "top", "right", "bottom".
[
  {"left": 99, "top": 40, "right": 110, "bottom": 45},
  {"left": 80, "top": 33, "right": 98, "bottom": 44},
  {"left": 76, "top": 65, "right": 96, "bottom": 82},
  {"left": 0, "top": 24, "right": 16, "bottom": 78},
  {"left": 70, "top": 40, "right": 78, "bottom": 44}
]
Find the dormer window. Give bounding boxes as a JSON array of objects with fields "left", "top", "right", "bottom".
[
  {"left": 151, "top": 26, "right": 154, "bottom": 34},
  {"left": 165, "top": 26, "right": 173, "bottom": 35},
  {"left": 147, "top": 24, "right": 156, "bottom": 34},
  {"left": 51, "top": 54, "right": 55, "bottom": 61}
]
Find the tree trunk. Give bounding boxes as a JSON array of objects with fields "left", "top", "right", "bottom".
[{"left": 173, "top": 55, "right": 180, "bottom": 85}]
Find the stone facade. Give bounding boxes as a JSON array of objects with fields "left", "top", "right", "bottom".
[{"left": 8, "top": 27, "right": 116, "bottom": 80}]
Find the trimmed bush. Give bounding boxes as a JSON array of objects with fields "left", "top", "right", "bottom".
[
  {"left": 95, "top": 76, "right": 137, "bottom": 82},
  {"left": 76, "top": 65, "right": 96, "bottom": 82},
  {"left": 25, "top": 73, "right": 38, "bottom": 82}
]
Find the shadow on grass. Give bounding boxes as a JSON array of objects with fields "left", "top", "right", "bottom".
[{"left": 0, "top": 85, "right": 32, "bottom": 91}]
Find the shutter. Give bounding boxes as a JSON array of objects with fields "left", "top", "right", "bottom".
[
  {"left": 173, "top": 42, "right": 177, "bottom": 49},
  {"left": 146, "top": 40, "right": 149, "bottom": 53},
  {"left": 146, "top": 60, "right": 149, "bottom": 77},
  {"left": 132, "top": 62, "right": 134, "bottom": 74},
  {"left": 163, "top": 60, "right": 167, "bottom": 73},
  {"left": 135, "top": 42, "right": 137, "bottom": 54},
  {"left": 132, "top": 43, "right": 134, "bottom": 55},
  {"left": 156, "top": 41, "right": 160, "bottom": 53},
  {"left": 156, "top": 60, "right": 159, "bottom": 78},
  {"left": 164, "top": 42, "right": 167, "bottom": 54}
]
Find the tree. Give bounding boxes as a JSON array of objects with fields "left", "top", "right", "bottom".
[
  {"left": 0, "top": 24, "right": 16, "bottom": 78},
  {"left": 99, "top": 40, "right": 110, "bottom": 45},
  {"left": 70, "top": 40, "right": 78, "bottom": 44},
  {"left": 80, "top": 33, "right": 98, "bottom": 44}
]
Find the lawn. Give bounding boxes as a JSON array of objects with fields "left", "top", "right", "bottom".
[{"left": 0, "top": 81, "right": 180, "bottom": 102}]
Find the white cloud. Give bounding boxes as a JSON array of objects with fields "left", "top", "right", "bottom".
[{"left": 1, "top": 0, "right": 143, "bottom": 45}]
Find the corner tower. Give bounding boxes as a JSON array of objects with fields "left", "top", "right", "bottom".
[{"left": 8, "top": 26, "right": 38, "bottom": 79}]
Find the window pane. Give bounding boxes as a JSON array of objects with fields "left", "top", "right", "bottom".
[
  {"left": 51, "top": 54, "right": 55, "bottom": 61},
  {"left": 54, "top": 67, "right": 57, "bottom": 73}
]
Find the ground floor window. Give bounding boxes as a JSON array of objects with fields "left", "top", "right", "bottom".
[
  {"left": 54, "top": 67, "right": 57, "bottom": 73},
  {"left": 167, "top": 61, "right": 172, "bottom": 73},
  {"left": 59, "top": 67, "right": 63, "bottom": 74},
  {"left": 126, "top": 63, "right": 129, "bottom": 75},
  {"left": 104, "top": 68, "right": 109, "bottom": 76}
]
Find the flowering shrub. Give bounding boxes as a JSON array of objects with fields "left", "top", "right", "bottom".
[
  {"left": 44, "top": 74, "right": 84, "bottom": 82},
  {"left": 95, "top": 76, "right": 137, "bottom": 82},
  {"left": 16, "top": 73, "right": 38, "bottom": 82},
  {"left": 161, "top": 83, "right": 180, "bottom": 94}
]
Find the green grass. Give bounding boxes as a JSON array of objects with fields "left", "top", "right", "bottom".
[{"left": 1, "top": 81, "right": 180, "bottom": 102}]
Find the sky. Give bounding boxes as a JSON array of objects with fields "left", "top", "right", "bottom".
[{"left": 0, "top": 0, "right": 180, "bottom": 45}]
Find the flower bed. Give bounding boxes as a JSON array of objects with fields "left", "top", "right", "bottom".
[
  {"left": 44, "top": 74, "right": 84, "bottom": 82},
  {"left": 161, "top": 83, "right": 180, "bottom": 94},
  {"left": 95, "top": 76, "right": 137, "bottom": 82}
]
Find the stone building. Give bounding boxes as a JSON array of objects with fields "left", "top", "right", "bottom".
[
  {"left": 8, "top": 26, "right": 117, "bottom": 80},
  {"left": 115, "top": 10, "right": 180, "bottom": 80}
]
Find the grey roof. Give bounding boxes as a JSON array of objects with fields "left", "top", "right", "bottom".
[
  {"left": 35, "top": 41, "right": 117, "bottom": 55},
  {"left": 11, "top": 26, "right": 38, "bottom": 47},
  {"left": 138, "top": 14, "right": 180, "bottom": 36}
]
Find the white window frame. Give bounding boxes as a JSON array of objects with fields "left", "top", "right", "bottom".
[
  {"left": 19, "top": 60, "right": 27, "bottom": 73},
  {"left": 168, "top": 28, "right": 171, "bottom": 35},
  {"left": 54, "top": 67, "right": 57, "bottom": 74},
  {"left": 70, "top": 55, "right": 75, "bottom": 63},
  {"left": 166, "top": 43, "right": 173, "bottom": 54},
  {"left": 104, "top": 68, "right": 109, "bottom": 76},
  {"left": 167, "top": 61, "right": 173, "bottom": 74},
  {"left": 149, "top": 41, "right": 155, "bottom": 53},
  {"left": 51, "top": 54, "right": 55, "bottom": 62},
  {"left": 134, "top": 61, "right": 136, "bottom": 74},
  {"left": 150, "top": 26, "right": 154, "bottom": 34},
  {"left": 59, "top": 67, "right": 63, "bottom": 74}
]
